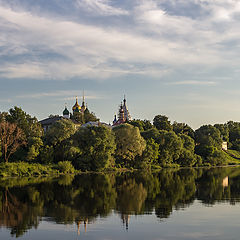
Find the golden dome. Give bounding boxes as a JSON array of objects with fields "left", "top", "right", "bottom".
[{"left": 72, "top": 97, "right": 81, "bottom": 112}]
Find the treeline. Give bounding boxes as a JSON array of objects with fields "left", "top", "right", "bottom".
[{"left": 0, "top": 107, "right": 240, "bottom": 171}]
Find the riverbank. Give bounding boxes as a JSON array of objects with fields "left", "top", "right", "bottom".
[
  {"left": 1, "top": 152, "right": 240, "bottom": 178},
  {"left": 0, "top": 161, "right": 77, "bottom": 178}
]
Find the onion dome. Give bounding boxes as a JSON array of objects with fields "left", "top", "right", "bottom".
[
  {"left": 63, "top": 107, "right": 69, "bottom": 116},
  {"left": 72, "top": 97, "right": 81, "bottom": 113}
]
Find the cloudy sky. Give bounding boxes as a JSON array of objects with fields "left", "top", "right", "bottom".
[{"left": 1, "top": 0, "right": 240, "bottom": 128}]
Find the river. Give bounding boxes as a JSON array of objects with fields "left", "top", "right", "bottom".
[{"left": 0, "top": 167, "right": 240, "bottom": 239}]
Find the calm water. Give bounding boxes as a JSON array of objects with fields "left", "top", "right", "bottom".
[{"left": 1, "top": 167, "right": 240, "bottom": 239}]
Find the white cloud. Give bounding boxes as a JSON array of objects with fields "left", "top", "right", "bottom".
[
  {"left": 167, "top": 80, "right": 217, "bottom": 86},
  {"left": 0, "top": 2, "right": 239, "bottom": 81},
  {"left": 16, "top": 90, "right": 102, "bottom": 100},
  {"left": 75, "top": 0, "right": 128, "bottom": 16}
]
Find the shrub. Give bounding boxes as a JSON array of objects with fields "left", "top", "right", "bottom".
[{"left": 57, "top": 161, "right": 75, "bottom": 174}]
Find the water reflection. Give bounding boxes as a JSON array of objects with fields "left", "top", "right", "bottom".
[{"left": 1, "top": 167, "right": 240, "bottom": 238}]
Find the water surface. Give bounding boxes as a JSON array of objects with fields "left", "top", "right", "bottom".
[{"left": 1, "top": 167, "right": 240, "bottom": 239}]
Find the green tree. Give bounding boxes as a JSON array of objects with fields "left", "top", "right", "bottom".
[
  {"left": 129, "top": 119, "right": 152, "bottom": 132},
  {"left": 172, "top": 121, "right": 194, "bottom": 138},
  {"left": 153, "top": 115, "right": 172, "bottom": 131},
  {"left": 83, "top": 108, "right": 99, "bottom": 123},
  {"left": 72, "top": 112, "right": 85, "bottom": 124},
  {"left": 214, "top": 123, "right": 229, "bottom": 142},
  {"left": 195, "top": 125, "right": 224, "bottom": 165},
  {"left": 5, "top": 107, "right": 43, "bottom": 161},
  {"left": 113, "top": 124, "right": 146, "bottom": 168},
  {"left": 6, "top": 107, "right": 43, "bottom": 138},
  {"left": 157, "top": 130, "right": 183, "bottom": 166},
  {"left": 42, "top": 119, "right": 77, "bottom": 163},
  {"left": 73, "top": 126, "right": 116, "bottom": 171},
  {"left": 26, "top": 137, "right": 43, "bottom": 161},
  {"left": 226, "top": 121, "right": 240, "bottom": 150},
  {"left": 136, "top": 139, "right": 159, "bottom": 169},
  {"left": 44, "top": 119, "right": 76, "bottom": 146}
]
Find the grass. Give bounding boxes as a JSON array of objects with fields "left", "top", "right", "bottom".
[
  {"left": 0, "top": 161, "right": 77, "bottom": 178},
  {"left": 227, "top": 149, "right": 240, "bottom": 159},
  {"left": 223, "top": 150, "right": 240, "bottom": 165}
]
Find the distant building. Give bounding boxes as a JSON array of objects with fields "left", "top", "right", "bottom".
[
  {"left": 39, "top": 115, "right": 80, "bottom": 132},
  {"left": 222, "top": 141, "right": 228, "bottom": 151},
  {"left": 222, "top": 176, "right": 229, "bottom": 188},
  {"left": 113, "top": 96, "right": 131, "bottom": 126},
  {"left": 39, "top": 92, "right": 88, "bottom": 132}
]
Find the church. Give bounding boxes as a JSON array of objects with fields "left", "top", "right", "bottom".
[
  {"left": 40, "top": 94, "right": 89, "bottom": 132},
  {"left": 113, "top": 96, "right": 131, "bottom": 126},
  {"left": 40, "top": 94, "right": 132, "bottom": 131}
]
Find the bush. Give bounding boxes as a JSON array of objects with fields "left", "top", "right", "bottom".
[
  {"left": 57, "top": 161, "right": 75, "bottom": 174},
  {"left": 0, "top": 162, "right": 58, "bottom": 177}
]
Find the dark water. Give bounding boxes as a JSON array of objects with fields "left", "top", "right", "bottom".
[{"left": 1, "top": 167, "right": 240, "bottom": 239}]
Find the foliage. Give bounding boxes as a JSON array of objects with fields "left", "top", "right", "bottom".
[
  {"left": 26, "top": 137, "right": 43, "bottom": 161},
  {"left": 0, "top": 121, "right": 26, "bottom": 163},
  {"left": 214, "top": 123, "right": 229, "bottom": 142},
  {"left": 56, "top": 161, "right": 75, "bottom": 174},
  {"left": 0, "top": 162, "right": 58, "bottom": 177},
  {"left": 153, "top": 115, "right": 172, "bottom": 131},
  {"left": 6, "top": 106, "right": 43, "bottom": 138},
  {"left": 39, "top": 145, "right": 54, "bottom": 164},
  {"left": 157, "top": 130, "right": 183, "bottom": 166},
  {"left": 173, "top": 121, "right": 194, "bottom": 138},
  {"left": 128, "top": 119, "right": 153, "bottom": 132},
  {"left": 195, "top": 125, "right": 222, "bottom": 149},
  {"left": 136, "top": 139, "right": 159, "bottom": 169},
  {"left": 73, "top": 126, "right": 116, "bottom": 171},
  {"left": 71, "top": 108, "right": 99, "bottom": 124},
  {"left": 44, "top": 119, "right": 76, "bottom": 146},
  {"left": 84, "top": 108, "right": 99, "bottom": 123},
  {"left": 113, "top": 124, "right": 146, "bottom": 167},
  {"left": 3, "top": 107, "right": 43, "bottom": 162}
]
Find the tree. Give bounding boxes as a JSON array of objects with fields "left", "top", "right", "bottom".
[
  {"left": 84, "top": 108, "right": 99, "bottom": 123},
  {"left": 226, "top": 121, "right": 240, "bottom": 150},
  {"left": 153, "top": 115, "right": 172, "bottom": 131},
  {"left": 141, "top": 128, "right": 161, "bottom": 142},
  {"left": 73, "top": 126, "right": 116, "bottom": 171},
  {"left": 136, "top": 139, "right": 159, "bottom": 169},
  {"left": 113, "top": 124, "right": 146, "bottom": 168},
  {"left": 6, "top": 107, "right": 43, "bottom": 138},
  {"left": 5, "top": 107, "right": 43, "bottom": 161},
  {"left": 129, "top": 119, "right": 153, "bottom": 132},
  {"left": 72, "top": 112, "right": 85, "bottom": 124},
  {"left": 44, "top": 119, "right": 76, "bottom": 146},
  {"left": 0, "top": 121, "right": 26, "bottom": 163},
  {"left": 71, "top": 109, "right": 99, "bottom": 124},
  {"left": 43, "top": 119, "right": 77, "bottom": 163},
  {"left": 157, "top": 130, "right": 183, "bottom": 166},
  {"left": 214, "top": 123, "right": 229, "bottom": 142},
  {"left": 172, "top": 122, "right": 194, "bottom": 138},
  {"left": 195, "top": 125, "right": 223, "bottom": 165}
]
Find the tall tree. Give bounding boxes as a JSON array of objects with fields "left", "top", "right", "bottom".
[
  {"left": 0, "top": 122, "right": 26, "bottom": 163},
  {"left": 113, "top": 124, "right": 146, "bottom": 167},
  {"left": 73, "top": 126, "right": 116, "bottom": 171},
  {"left": 153, "top": 115, "right": 172, "bottom": 131},
  {"left": 172, "top": 121, "right": 194, "bottom": 138}
]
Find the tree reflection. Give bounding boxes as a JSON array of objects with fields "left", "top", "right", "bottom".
[{"left": 1, "top": 167, "right": 240, "bottom": 237}]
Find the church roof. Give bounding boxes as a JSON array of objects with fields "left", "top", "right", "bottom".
[
  {"left": 63, "top": 107, "right": 69, "bottom": 115},
  {"left": 72, "top": 97, "right": 81, "bottom": 112}
]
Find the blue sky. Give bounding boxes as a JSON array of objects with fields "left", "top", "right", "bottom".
[{"left": 1, "top": 0, "right": 240, "bottom": 128}]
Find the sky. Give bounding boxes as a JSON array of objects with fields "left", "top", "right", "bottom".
[{"left": 1, "top": 0, "right": 240, "bottom": 129}]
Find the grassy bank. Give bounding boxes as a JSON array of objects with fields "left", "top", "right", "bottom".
[{"left": 0, "top": 161, "right": 76, "bottom": 178}]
